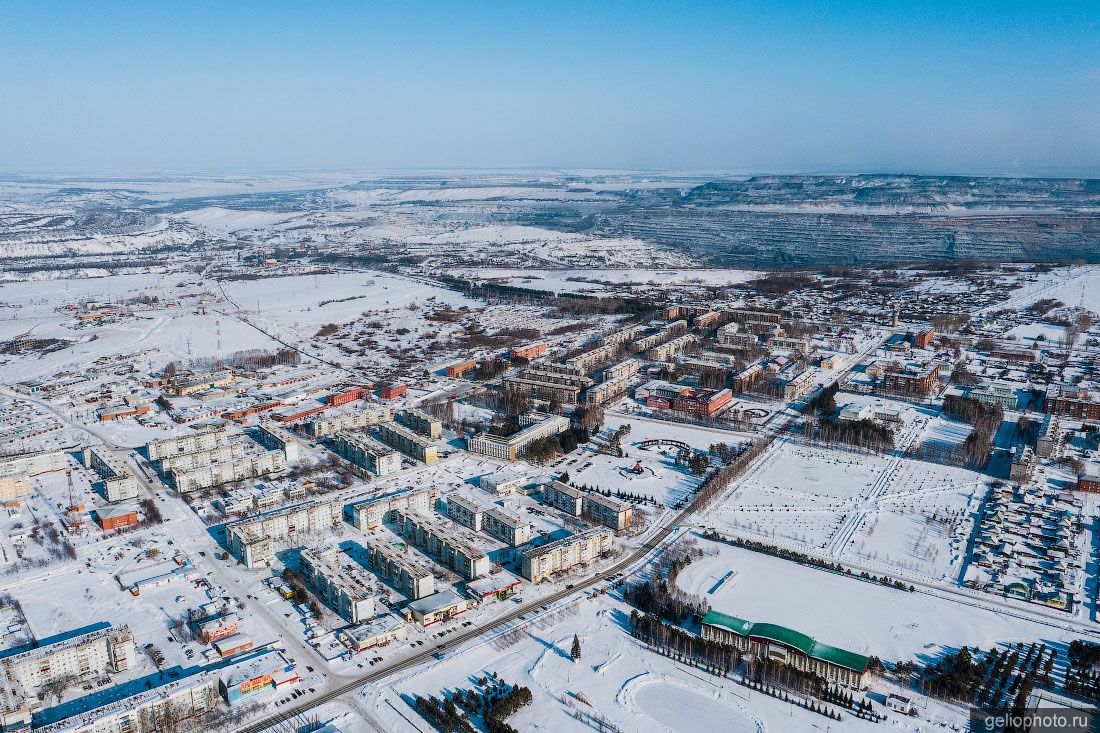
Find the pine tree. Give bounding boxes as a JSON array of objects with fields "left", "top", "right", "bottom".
[{"left": 571, "top": 634, "right": 582, "bottom": 661}]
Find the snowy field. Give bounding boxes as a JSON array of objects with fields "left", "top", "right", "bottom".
[
  {"left": 375, "top": 593, "right": 892, "bottom": 733},
  {"left": 676, "top": 539, "right": 1082, "bottom": 664},
  {"left": 707, "top": 406, "right": 986, "bottom": 583},
  {"left": 451, "top": 267, "right": 761, "bottom": 295}
]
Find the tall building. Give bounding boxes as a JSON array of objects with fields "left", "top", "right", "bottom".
[
  {"left": 484, "top": 508, "right": 534, "bottom": 547},
  {"left": 521, "top": 528, "right": 613, "bottom": 583},
  {"left": 332, "top": 431, "right": 402, "bottom": 476},
  {"left": 226, "top": 500, "right": 343, "bottom": 568},
  {"left": 299, "top": 546, "right": 376, "bottom": 623},
  {"left": 377, "top": 422, "right": 439, "bottom": 464},
  {"left": 348, "top": 488, "right": 437, "bottom": 530}
]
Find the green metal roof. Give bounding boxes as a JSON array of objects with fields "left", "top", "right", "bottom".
[{"left": 702, "top": 610, "right": 870, "bottom": 673}]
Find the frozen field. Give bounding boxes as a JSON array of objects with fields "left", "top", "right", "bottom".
[{"left": 707, "top": 409, "right": 986, "bottom": 582}]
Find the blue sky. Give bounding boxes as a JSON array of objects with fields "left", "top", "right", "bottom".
[{"left": 1, "top": 1, "right": 1096, "bottom": 175}]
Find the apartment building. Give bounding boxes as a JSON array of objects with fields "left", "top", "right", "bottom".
[
  {"left": 85, "top": 446, "right": 139, "bottom": 502},
  {"left": 307, "top": 406, "right": 392, "bottom": 437},
  {"left": 584, "top": 376, "right": 632, "bottom": 406},
  {"left": 226, "top": 500, "right": 343, "bottom": 568},
  {"left": 541, "top": 480, "right": 583, "bottom": 516},
  {"left": 484, "top": 507, "right": 534, "bottom": 547},
  {"left": 0, "top": 473, "right": 31, "bottom": 501},
  {"left": 364, "top": 539, "right": 436, "bottom": 599},
  {"left": 396, "top": 408, "right": 443, "bottom": 439},
  {"left": 254, "top": 421, "right": 301, "bottom": 462},
  {"left": 599, "top": 358, "right": 640, "bottom": 383},
  {"left": 599, "top": 323, "right": 649, "bottom": 347},
  {"left": 170, "top": 449, "right": 285, "bottom": 493},
  {"left": 2, "top": 625, "right": 135, "bottom": 707},
  {"left": 467, "top": 412, "right": 570, "bottom": 461},
  {"left": 300, "top": 546, "right": 376, "bottom": 623},
  {"left": 716, "top": 322, "right": 741, "bottom": 345},
  {"left": 502, "top": 375, "right": 581, "bottom": 405},
  {"left": 647, "top": 334, "right": 697, "bottom": 362},
  {"left": 152, "top": 443, "right": 246, "bottom": 474},
  {"left": 968, "top": 383, "right": 1019, "bottom": 410},
  {"left": 1036, "top": 415, "right": 1063, "bottom": 458},
  {"left": 394, "top": 510, "right": 491, "bottom": 580},
  {"left": 565, "top": 343, "right": 619, "bottom": 373},
  {"left": 446, "top": 494, "right": 485, "bottom": 531},
  {"left": 521, "top": 528, "right": 613, "bottom": 583},
  {"left": 348, "top": 488, "right": 438, "bottom": 530},
  {"left": 768, "top": 335, "right": 811, "bottom": 354},
  {"left": 146, "top": 428, "right": 231, "bottom": 461},
  {"left": 582, "top": 492, "right": 634, "bottom": 531},
  {"left": 726, "top": 308, "right": 782, "bottom": 325},
  {"left": 332, "top": 431, "right": 402, "bottom": 476},
  {"left": 510, "top": 343, "right": 548, "bottom": 360},
  {"left": 377, "top": 422, "right": 439, "bottom": 464},
  {"left": 1044, "top": 384, "right": 1100, "bottom": 421}
]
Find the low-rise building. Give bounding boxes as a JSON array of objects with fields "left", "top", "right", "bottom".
[
  {"left": 466, "top": 572, "right": 523, "bottom": 603},
  {"left": 404, "top": 589, "right": 471, "bottom": 627},
  {"left": 969, "top": 383, "right": 1019, "bottom": 410},
  {"left": 343, "top": 613, "right": 406, "bottom": 651},
  {"left": 700, "top": 611, "right": 869, "bottom": 689}
]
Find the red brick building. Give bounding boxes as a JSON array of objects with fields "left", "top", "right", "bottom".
[
  {"left": 326, "top": 386, "right": 364, "bottom": 406},
  {"left": 912, "top": 328, "right": 935, "bottom": 349},
  {"left": 1077, "top": 474, "right": 1100, "bottom": 494},
  {"left": 380, "top": 384, "right": 408, "bottom": 399},
  {"left": 97, "top": 507, "right": 139, "bottom": 530},
  {"left": 445, "top": 360, "right": 477, "bottom": 378},
  {"left": 510, "top": 343, "right": 548, "bottom": 360},
  {"left": 1045, "top": 385, "right": 1100, "bottom": 421}
]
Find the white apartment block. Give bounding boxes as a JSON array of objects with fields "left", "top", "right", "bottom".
[
  {"left": 307, "top": 406, "right": 392, "bottom": 437},
  {"left": 0, "top": 449, "right": 66, "bottom": 478},
  {"left": 364, "top": 539, "right": 436, "bottom": 599},
  {"left": 716, "top": 322, "right": 741, "bottom": 345},
  {"left": 521, "top": 528, "right": 613, "bottom": 583},
  {"left": 2, "top": 625, "right": 135, "bottom": 708},
  {"left": 600, "top": 358, "right": 640, "bottom": 382},
  {"left": 84, "top": 446, "right": 139, "bottom": 502},
  {"left": 377, "top": 422, "right": 438, "bottom": 464},
  {"left": 541, "top": 480, "right": 583, "bottom": 516},
  {"left": 170, "top": 449, "right": 285, "bottom": 493},
  {"left": 349, "top": 488, "right": 437, "bottom": 530},
  {"left": 145, "top": 428, "right": 231, "bottom": 461},
  {"left": 395, "top": 510, "right": 491, "bottom": 580},
  {"left": 299, "top": 546, "right": 376, "bottom": 623},
  {"left": 34, "top": 669, "right": 218, "bottom": 733},
  {"left": 332, "top": 431, "right": 402, "bottom": 476},
  {"left": 484, "top": 508, "right": 534, "bottom": 547},
  {"left": 446, "top": 494, "right": 485, "bottom": 531},
  {"left": 226, "top": 500, "right": 343, "bottom": 568},
  {"left": 254, "top": 421, "right": 301, "bottom": 462},
  {"left": 396, "top": 408, "right": 443, "bottom": 439},
  {"left": 152, "top": 442, "right": 246, "bottom": 474},
  {"left": 582, "top": 492, "right": 634, "bottom": 531},
  {"left": 647, "top": 333, "right": 697, "bottom": 362}
]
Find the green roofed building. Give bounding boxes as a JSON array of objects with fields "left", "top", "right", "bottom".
[{"left": 701, "top": 610, "right": 871, "bottom": 689}]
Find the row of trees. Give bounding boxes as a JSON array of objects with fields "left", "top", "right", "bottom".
[
  {"left": 801, "top": 416, "right": 896, "bottom": 454},
  {"left": 630, "top": 611, "right": 742, "bottom": 675}
]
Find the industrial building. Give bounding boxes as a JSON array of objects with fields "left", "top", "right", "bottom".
[
  {"left": 377, "top": 422, "right": 439, "bottom": 464},
  {"left": 521, "top": 527, "right": 613, "bottom": 583},
  {"left": 348, "top": 488, "right": 438, "bottom": 530},
  {"left": 394, "top": 510, "right": 491, "bottom": 579},
  {"left": 700, "top": 611, "right": 870, "bottom": 689},
  {"left": 332, "top": 431, "right": 402, "bottom": 476},
  {"left": 300, "top": 546, "right": 376, "bottom": 623},
  {"left": 226, "top": 500, "right": 343, "bottom": 568},
  {"left": 467, "top": 412, "right": 570, "bottom": 461}
]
